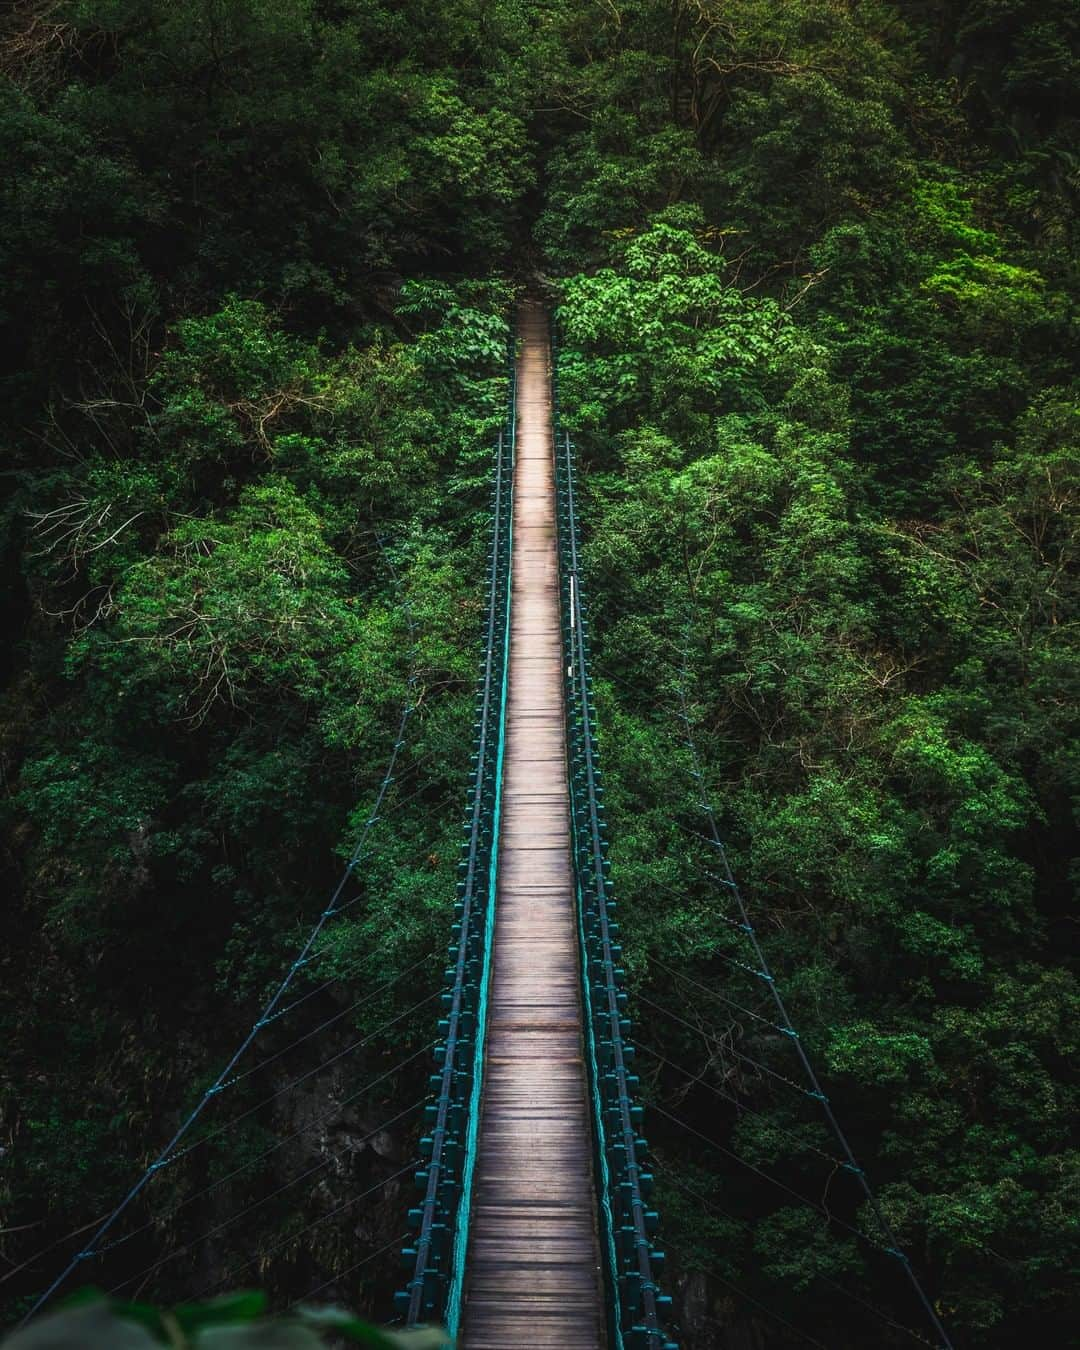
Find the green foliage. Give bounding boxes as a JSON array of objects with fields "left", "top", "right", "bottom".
[
  {"left": 2, "top": 1291, "right": 443, "bottom": 1349},
  {"left": 2, "top": 256, "right": 505, "bottom": 1307},
  {"left": 1, "top": 0, "right": 1078, "bottom": 1344},
  {"left": 553, "top": 75, "right": 1078, "bottom": 1336}
]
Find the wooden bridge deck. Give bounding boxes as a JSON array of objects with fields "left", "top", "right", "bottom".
[{"left": 459, "top": 303, "right": 605, "bottom": 1349}]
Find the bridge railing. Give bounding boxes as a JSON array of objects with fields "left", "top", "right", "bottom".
[
  {"left": 396, "top": 339, "right": 516, "bottom": 1336},
  {"left": 552, "top": 324, "right": 678, "bottom": 1350}
]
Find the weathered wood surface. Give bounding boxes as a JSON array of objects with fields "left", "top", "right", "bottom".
[{"left": 459, "top": 302, "right": 605, "bottom": 1350}]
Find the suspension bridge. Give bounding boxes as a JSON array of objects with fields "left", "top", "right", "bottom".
[{"left": 9, "top": 301, "right": 955, "bottom": 1350}]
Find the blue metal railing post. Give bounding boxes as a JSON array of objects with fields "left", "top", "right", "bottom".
[
  {"left": 396, "top": 332, "right": 517, "bottom": 1337},
  {"left": 551, "top": 315, "right": 677, "bottom": 1350}
]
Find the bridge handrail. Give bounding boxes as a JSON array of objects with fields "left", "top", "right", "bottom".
[
  {"left": 397, "top": 335, "right": 516, "bottom": 1335},
  {"left": 551, "top": 321, "right": 678, "bottom": 1350}
]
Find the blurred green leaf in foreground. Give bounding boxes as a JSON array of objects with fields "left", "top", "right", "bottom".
[{"left": 2, "top": 1292, "right": 447, "bottom": 1350}]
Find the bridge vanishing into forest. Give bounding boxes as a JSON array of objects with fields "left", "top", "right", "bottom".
[
  {"left": 17, "top": 303, "right": 954, "bottom": 1350},
  {"left": 396, "top": 302, "right": 663, "bottom": 1349}
]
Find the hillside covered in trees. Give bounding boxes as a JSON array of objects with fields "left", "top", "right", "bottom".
[{"left": 1, "top": 2, "right": 1077, "bottom": 1347}]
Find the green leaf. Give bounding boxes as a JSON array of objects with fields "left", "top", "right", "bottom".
[
  {"left": 294, "top": 1308, "right": 448, "bottom": 1348},
  {"left": 193, "top": 1324, "right": 324, "bottom": 1349},
  {"left": 2, "top": 1304, "right": 161, "bottom": 1350},
  {"left": 174, "top": 1293, "right": 270, "bottom": 1334}
]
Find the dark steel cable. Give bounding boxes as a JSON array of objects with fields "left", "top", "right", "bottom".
[
  {"left": 638, "top": 993, "right": 816, "bottom": 1098},
  {"left": 92, "top": 1040, "right": 435, "bottom": 1261},
  {"left": 403, "top": 355, "right": 517, "bottom": 1329},
  {"left": 107, "top": 1101, "right": 424, "bottom": 1297},
  {"left": 651, "top": 1157, "right": 750, "bottom": 1233},
  {"left": 215, "top": 961, "right": 434, "bottom": 1092},
  {"left": 558, "top": 417, "right": 669, "bottom": 1348},
  {"left": 635, "top": 1041, "right": 846, "bottom": 1168},
  {"left": 645, "top": 950, "right": 788, "bottom": 1031},
  {"left": 166, "top": 990, "right": 439, "bottom": 1167},
  {"left": 649, "top": 954, "right": 789, "bottom": 1035},
  {"left": 259, "top": 953, "right": 435, "bottom": 1032},
  {"left": 22, "top": 572, "right": 422, "bottom": 1326},
  {"left": 651, "top": 1101, "right": 887, "bottom": 1253},
  {"left": 197, "top": 1161, "right": 420, "bottom": 1300},
  {"left": 654, "top": 1163, "right": 938, "bottom": 1349},
  {"left": 662, "top": 1238, "right": 830, "bottom": 1350},
  {"left": 673, "top": 643, "right": 955, "bottom": 1350},
  {"left": 291, "top": 1232, "right": 409, "bottom": 1308}
]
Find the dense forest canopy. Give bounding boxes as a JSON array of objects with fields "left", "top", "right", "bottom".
[{"left": 1, "top": 1, "right": 1076, "bottom": 1346}]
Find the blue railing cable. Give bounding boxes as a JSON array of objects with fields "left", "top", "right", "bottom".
[
  {"left": 552, "top": 318, "right": 677, "bottom": 1350},
  {"left": 396, "top": 335, "right": 516, "bottom": 1335}
]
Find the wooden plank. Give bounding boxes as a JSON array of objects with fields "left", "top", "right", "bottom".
[{"left": 459, "top": 302, "right": 605, "bottom": 1349}]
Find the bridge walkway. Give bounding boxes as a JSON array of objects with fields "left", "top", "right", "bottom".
[{"left": 458, "top": 301, "right": 606, "bottom": 1350}]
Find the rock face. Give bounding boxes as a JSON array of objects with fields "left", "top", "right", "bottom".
[
  {"left": 676, "top": 1272, "right": 766, "bottom": 1350},
  {"left": 166, "top": 1001, "right": 426, "bottom": 1316},
  {"left": 255, "top": 1023, "right": 422, "bottom": 1310}
]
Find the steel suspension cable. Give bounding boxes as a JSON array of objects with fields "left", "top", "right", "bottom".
[
  {"left": 661, "top": 1238, "right": 829, "bottom": 1350},
  {"left": 87, "top": 1037, "right": 436, "bottom": 1265},
  {"left": 108, "top": 1100, "right": 425, "bottom": 1297},
  {"left": 196, "top": 1161, "right": 420, "bottom": 1301},
  {"left": 550, "top": 312, "right": 679, "bottom": 1349},
  {"left": 634, "top": 1041, "right": 846, "bottom": 1169},
  {"left": 293, "top": 1233, "right": 410, "bottom": 1308},
  {"left": 22, "top": 541, "right": 424, "bottom": 1323},
  {"left": 652, "top": 1161, "right": 939, "bottom": 1349},
  {"left": 671, "top": 639, "right": 955, "bottom": 1350},
  {"left": 551, "top": 325, "right": 953, "bottom": 1349},
  {"left": 204, "top": 971, "right": 429, "bottom": 1097},
  {"left": 582, "top": 585, "right": 956, "bottom": 1347},
  {"left": 165, "top": 989, "right": 439, "bottom": 1169},
  {"left": 638, "top": 993, "right": 819, "bottom": 1099},
  {"left": 650, "top": 1101, "right": 886, "bottom": 1252},
  {"left": 649, "top": 955, "right": 790, "bottom": 1035},
  {"left": 248, "top": 952, "right": 435, "bottom": 1040}
]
